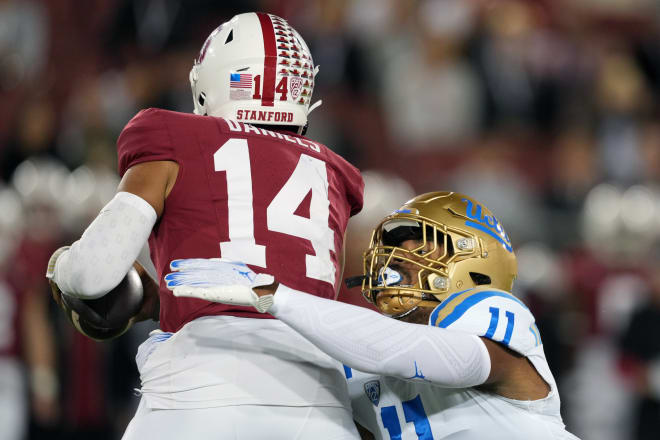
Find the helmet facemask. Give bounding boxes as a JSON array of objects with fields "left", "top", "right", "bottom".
[
  {"left": 362, "top": 215, "right": 487, "bottom": 318},
  {"left": 363, "top": 218, "right": 443, "bottom": 317},
  {"left": 360, "top": 192, "right": 517, "bottom": 318}
]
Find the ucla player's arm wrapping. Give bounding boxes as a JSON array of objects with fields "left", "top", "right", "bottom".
[
  {"left": 168, "top": 260, "right": 550, "bottom": 396},
  {"left": 168, "top": 259, "right": 490, "bottom": 387},
  {"left": 268, "top": 285, "right": 491, "bottom": 387}
]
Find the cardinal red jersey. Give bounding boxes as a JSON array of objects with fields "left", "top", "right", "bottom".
[{"left": 117, "top": 109, "right": 363, "bottom": 332}]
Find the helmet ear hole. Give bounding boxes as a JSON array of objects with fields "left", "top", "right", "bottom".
[
  {"left": 198, "top": 92, "right": 206, "bottom": 107},
  {"left": 469, "top": 272, "right": 491, "bottom": 286}
]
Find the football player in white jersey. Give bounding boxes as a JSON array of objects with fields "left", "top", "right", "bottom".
[{"left": 166, "top": 192, "right": 581, "bottom": 440}]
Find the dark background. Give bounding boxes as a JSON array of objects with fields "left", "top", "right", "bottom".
[{"left": 2, "top": 1, "right": 660, "bottom": 439}]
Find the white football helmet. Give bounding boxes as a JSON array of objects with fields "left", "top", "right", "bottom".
[{"left": 189, "top": 12, "right": 321, "bottom": 134}]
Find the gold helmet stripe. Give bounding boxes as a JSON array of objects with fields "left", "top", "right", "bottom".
[
  {"left": 529, "top": 323, "right": 542, "bottom": 346},
  {"left": 429, "top": 288, "right": 528, "bottom": 328},
  {"left": 428, "top": 288, "right": 476, "bottom": 327}
]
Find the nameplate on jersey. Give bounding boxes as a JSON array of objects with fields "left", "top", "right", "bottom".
[{"left": 364, "top": 380, "right": 381, "bottom": 407}]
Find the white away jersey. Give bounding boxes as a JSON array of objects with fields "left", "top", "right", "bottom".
[{"left": 345, "top": 287, "right": 580, "bottom": 440}]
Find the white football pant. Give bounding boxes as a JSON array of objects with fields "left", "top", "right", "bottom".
[{"left": 122, "top": 399, "right": 359, "bottom": 440}]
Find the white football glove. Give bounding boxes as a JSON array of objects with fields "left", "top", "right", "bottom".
[
  {"left": 45, "top": 246, "right": 70, "bottom": 280},
  {"left": 45, "top": 246, "right": 71, "bottom": 308},
  {"left": 164, "top": 258, "right": 275, "bottom": 313}
]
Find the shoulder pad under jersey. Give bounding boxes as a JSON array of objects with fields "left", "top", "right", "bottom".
[
  {"left": 117, "top": 108, "right": 173, "bottom": 177},
  {"left": 428, "top": 286, "right": 541, "bottom": 356}
]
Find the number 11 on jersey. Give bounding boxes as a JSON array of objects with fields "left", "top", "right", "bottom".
[
  {"left": 381, "top": 395, "right": 433, "bottom": 440},
  {"left": 213, "top": 138, "right": 335, "bottom": 284}
]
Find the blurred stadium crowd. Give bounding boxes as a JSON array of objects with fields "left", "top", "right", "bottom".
[{"left": 1, "top": 0, "right": 660, "bottom": 439}]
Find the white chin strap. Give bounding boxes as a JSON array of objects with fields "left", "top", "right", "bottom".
[
  {"left": 308, "top": 99, "right": 322, "bottom": 115},
  {"left": 307, "top": 65, "right": 322, "bottom": 117},
  {"left": 386, "top": 305, "right": 419, "bottom": 320}
]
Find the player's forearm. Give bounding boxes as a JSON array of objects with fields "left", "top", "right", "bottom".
[
  {"left": 270, "top": 285, "right": 491, "bottom": 388},
  {"left": 51, "top": 192, "right": 157, "bottom": 299}
]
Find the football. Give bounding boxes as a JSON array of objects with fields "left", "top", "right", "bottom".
[{"left": 60, "top": 266, "right": 144, "bottom": 341}]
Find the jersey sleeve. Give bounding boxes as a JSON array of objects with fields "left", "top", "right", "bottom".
[
  {"left": 329, "top": 153, "right": 364, "bottom": 217},
  {"left": 117, "top": 108, "right": 176, "bottom": 177},
  {"left": 347, "top": 166, "right": 364, "bottom": 217},
  {"left": 429, "top": 287, "right": 542, "bottom": 356}
]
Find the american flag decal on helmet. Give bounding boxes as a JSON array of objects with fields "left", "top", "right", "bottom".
[
  {"left": 229, "top": 73, "right": 252, "bottom": 89},
  {"left": 230, "top": 73, "right": 253, "bottom": 88},
  {"left": 229, "top": 73, "right": 253, "bottom": 100}
]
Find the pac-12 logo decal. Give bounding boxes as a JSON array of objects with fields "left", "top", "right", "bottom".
[
  {"left": 364, "top": 380, "right": 381, "bottom": 407},
  {"left": 289, "top": 77, "right": 303, "bottom": 100}
]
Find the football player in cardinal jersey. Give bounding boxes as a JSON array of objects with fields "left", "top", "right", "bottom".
[
  {"left": 167, "top": 192, "right": 581, "bottom": 440},
  {"left": 46, "top": 12, "right": 364, "bottom": 440}
]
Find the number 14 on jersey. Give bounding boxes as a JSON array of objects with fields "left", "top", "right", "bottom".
[{"left": 213, "top": 138, "right": 335, "bottom": 284}]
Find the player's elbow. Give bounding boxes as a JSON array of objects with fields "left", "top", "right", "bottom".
[
  {"left": 433, "top": 336, "right": 491, "bottom": 388},
  {"left": 382, "top": 333, "right": 491, "bottom": 388}
]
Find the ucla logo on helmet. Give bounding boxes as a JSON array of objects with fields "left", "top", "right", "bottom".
[
  {"left": 364, "top": 380, "right": 381, "bottom": 407},
  {"left": 461, "top": 198, "right": 513, "bottom": 253}
]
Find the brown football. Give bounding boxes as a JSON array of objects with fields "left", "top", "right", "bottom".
[{"left": 60, "top": 267, "right": 144, "bottom": 341}]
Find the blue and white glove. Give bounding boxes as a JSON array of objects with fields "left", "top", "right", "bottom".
[{"left": 164, "top": 258, "right": 275, "bottom": 313}]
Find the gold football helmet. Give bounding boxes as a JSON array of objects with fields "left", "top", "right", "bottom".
[{"left": 362, "top": 192, "right": 517, "bottom": 317}]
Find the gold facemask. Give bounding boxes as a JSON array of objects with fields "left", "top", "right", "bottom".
[{"left": 361, "top": 192, "right": 517, "bottom": 317}]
